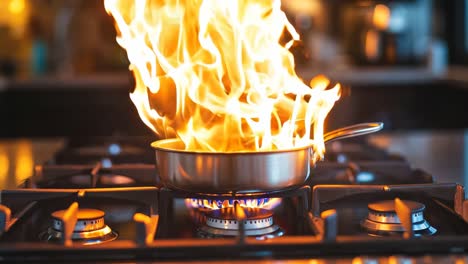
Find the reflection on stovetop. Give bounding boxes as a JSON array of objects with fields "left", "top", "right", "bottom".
[
  {"left": 0, "top": 137, "right": 467, "bottom": 262},
  {"left": 324, "top": 141, "right": 405, "bottom": 163},
  {"left": 51, "top": 137, "right": 403, "bottom": 166},
  {"left": 310, "top": 161, "right": 433, "bottom": 185},
  {"left": 32, "top": 163, "right": 158, "bottom": 188},
  {"left": 29, "top": 138, "right": 432, "bottom": 189},
  {"left": 30, "top": 160, "right": 432, "bottom": 189},
  {"left": 52, "top": 136, "right": 155, "bottom": 165}
]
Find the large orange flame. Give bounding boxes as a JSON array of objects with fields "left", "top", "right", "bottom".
[{"left": 104, "top": 0, "right": 340, "bottom": 160}]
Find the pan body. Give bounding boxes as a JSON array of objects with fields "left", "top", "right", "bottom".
[{"left": 152, "top": 139, "right": 311, "bottom": 193}]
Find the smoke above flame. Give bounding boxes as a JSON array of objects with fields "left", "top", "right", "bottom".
[{"left": 104, "top": 0, "right": 340, "bottom": 160}]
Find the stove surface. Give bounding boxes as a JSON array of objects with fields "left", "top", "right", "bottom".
[{"left": 0, "top": 137, "right": 467, "bottom": 263}]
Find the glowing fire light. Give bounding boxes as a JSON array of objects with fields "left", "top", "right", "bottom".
[
  {"left": 373, "top": 4, "right": 390, "bottom": 31},
  {"left": 185, "top": 198, "right": 282, "bottom": 211},
  {"left": 104, "top": 0, "right": 340, "bottom": 160}
]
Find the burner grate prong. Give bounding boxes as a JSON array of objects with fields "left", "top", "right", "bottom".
[
  {"left": 134, "top": 213, "right": 159, "bottom": 246},
  {"left": 395, "top": 198, "right": 414, "bottom": 239},
  {"left": 234, "top": 201, "right": 246, "bottom": 243},
  {"left": 90, "top": 163, "right": 102, "bottom": 188},
  {"left": 55, "top": 202, "right": 79, "bottom": 246},
  {"left": 320, "top": 209, "right": 337, "bottom": 242},
  {"left": 464, "top": 200, "right": 468, "bottom": 223},
  {"left": 0, "top": 205, "right": 11, "bottom": 234}
]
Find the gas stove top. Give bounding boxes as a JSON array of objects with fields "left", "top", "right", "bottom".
[{"left": 0, "top": 137, "right": 467, "bottom": 263}]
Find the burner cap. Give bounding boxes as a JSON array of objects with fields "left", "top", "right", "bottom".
[
  {"left": 199, "top": 207, "right": 283, "bottom": 239},
  {"left": 42, "top": 208, "right": 117, "bottom": 245},
  {"left": 52, "top": 208, "right": 104, "bottom": 220},
  {"left": 361, "top": 200, "right": 436, "bottom": 237},
  {"left": 368, "top": 200, "right": 425, "bottom": 213}
]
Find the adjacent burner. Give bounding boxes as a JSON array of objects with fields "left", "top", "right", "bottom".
[
  {"left": 41, "top": 208, "right": 118, "bottom": 245},
  {"left": 69, "top": 174, "right": 136, "bottom": 186},
  {"left": 198, "top": 207, "right": 284, "bottom": 239},
  {"left": 361, "top": 200, "right": 436, "bottom": 237}
]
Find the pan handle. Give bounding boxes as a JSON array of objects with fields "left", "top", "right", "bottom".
[{"left": 323, "top": 122, "right": 384, "bottom": 144}]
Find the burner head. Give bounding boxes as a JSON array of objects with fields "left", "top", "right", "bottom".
[
  {"left": 198, "top": 207, "right": 283, "bottom": 239},
  {"left": 207, "top": 207, "right": 274, "bottom": 229},
  {"left": 42, "top": 208, "right": 118, "bottom": 245},
  {"left": 185, "top": 198, "right": 281, "bottom": 211},
  {"left": 361, "top": 200, "right": 436, "bottom": 237}
]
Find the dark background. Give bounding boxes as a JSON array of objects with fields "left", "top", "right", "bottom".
[{"left": 1, "top": 0, "right": 468, "bottom": 138}]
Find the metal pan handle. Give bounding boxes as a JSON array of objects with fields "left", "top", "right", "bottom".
[{"left": 323, "top": 122, "right": 384, "bottom": 144}]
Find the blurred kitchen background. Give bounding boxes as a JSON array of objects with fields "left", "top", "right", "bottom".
[{"left": 1, "top": 0, "right": 468, "bottom": 188}]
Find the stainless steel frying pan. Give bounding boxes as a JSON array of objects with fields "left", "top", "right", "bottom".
[{"left": 152, "top": 122, "right": 383, "bottom": 193}]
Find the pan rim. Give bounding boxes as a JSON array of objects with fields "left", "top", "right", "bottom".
[{"left": 151, "top": 138, "right": 314, "bottom": 155}]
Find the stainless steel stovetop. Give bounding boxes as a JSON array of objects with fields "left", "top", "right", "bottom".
[{"left": 0, "top": 137, "right": 467, "bottom": 263}]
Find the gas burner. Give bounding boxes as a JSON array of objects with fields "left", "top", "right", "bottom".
[
  {"left": 198, "top": 207, "right": 284, "bottom": 239},
  {"left": 185, "top": 198, "right": 282, "bottom": 211},
  {"left": 40, "top": 208, "right": 118, "bottom": 245},
  {"left": 361, "top": 200, "right": 436, "bottom": 237}
]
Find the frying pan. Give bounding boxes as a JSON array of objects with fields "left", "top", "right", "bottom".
[{"left": 152, "top": 122, "right": 383, "bottom": 193}]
